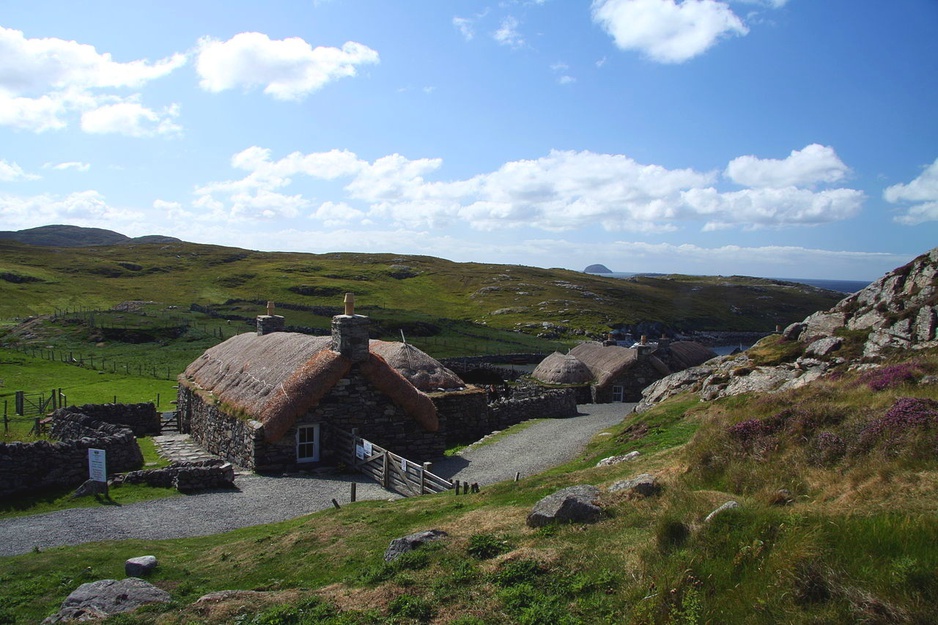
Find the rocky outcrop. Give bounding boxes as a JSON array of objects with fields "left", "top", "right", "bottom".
[{"left": 637, "top": 247, "right": 938, "bottom": 412}]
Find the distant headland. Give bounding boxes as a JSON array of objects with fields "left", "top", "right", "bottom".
[{"left": 583, "top": 264, "right": 612, "bottom": 274}]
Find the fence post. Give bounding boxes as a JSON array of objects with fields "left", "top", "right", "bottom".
[
  {"left": 350, "top": 482, "right": 357, "bottom": 502},
  {"left": 422, "top": 462, "right": 431, "bottom": 494},
  {"left": 15, "top": 391, "right": 24, "bottom": 416},
  {"left": 382, "top": 453, "right": 389, "bottom": 489}
]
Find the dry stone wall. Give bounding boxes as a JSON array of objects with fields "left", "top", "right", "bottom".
[
  {"left": 0, "top": 411, "right": 143, "bottom": 498},
  {"left": 62, "top": 402, "right": 160, "bottom": 436},
  {"left": 433, "top": 385, "right": 577, "bottom": 444}
]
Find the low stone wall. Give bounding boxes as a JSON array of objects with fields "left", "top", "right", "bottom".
[
  {"left": 434, "top": 385, "right": 577, "bottom": 444},
  {"left": 0, "top": 412, "right": 143, "bottom": 499},
  {"left": 62, "top": 402, "right": 160, "bottom": 436},
  {"left": 117, "top": 459, "right": 235, "bottom": 492}
]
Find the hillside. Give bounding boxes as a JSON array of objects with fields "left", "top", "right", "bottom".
[
  {"left": 0, "top": 225, "right": 180, "bottom": 248},
  {"left": 0, "top": 247, "right": 936, "bottom": 623},
  {"left": 0, "top": 234, "right": 843, "bottom": 340}
]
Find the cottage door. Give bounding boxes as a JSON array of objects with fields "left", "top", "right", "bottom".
[{"left": 296, "top": 424, "right": 320, "bottom": 463}]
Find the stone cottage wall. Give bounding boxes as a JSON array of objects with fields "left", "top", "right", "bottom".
[
  {"left": 0, "top": 412, "right": 143, "bottom": 498},
  {"left": 594, "top": 358, "right": 666, "bottom": 403},
  {"left": 62, "top": 402, "right": 160, "bottom": 436},
  {"left": 178, "top": 386, "right": 263, "bottom": 470},
  {"left": 301, "top": 367, "right": 445, "bottom": 467}
]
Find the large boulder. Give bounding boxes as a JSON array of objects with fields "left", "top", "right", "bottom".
[
  {"left": 43, "top": 578, "right": 171, "bottom": 623},
  {"left": 526, "top": 485, "right": 602, "bottom": 528}
]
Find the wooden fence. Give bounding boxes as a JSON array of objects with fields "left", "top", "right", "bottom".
[{"left": 330, "top": 426, "right": 452, "bottom": 496}]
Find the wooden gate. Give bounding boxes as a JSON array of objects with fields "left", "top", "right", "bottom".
[{"left": 330, "top": 426, "right": 452, "bottom": 496}]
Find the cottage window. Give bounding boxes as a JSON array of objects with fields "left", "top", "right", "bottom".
[
  {"left": 612, "top": 385, "right": 625, "bottom": 402},
  {"left": 296, "top": 424, "right": 320, "bottom": 463}
]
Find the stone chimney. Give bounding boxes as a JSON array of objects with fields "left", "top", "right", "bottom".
[
  {"left": 256, "top": 300, "right": 285, "bottom": 336},
  {"left": 331, "top": 293, "right": 370, "bottom": 362}
]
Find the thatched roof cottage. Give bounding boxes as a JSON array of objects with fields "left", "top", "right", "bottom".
[
  {"left": 532, "top": 338, "right": 715, "bottom": 403},
  {"left": 176, "top": 297, "right": 467, "bottom": 472}
]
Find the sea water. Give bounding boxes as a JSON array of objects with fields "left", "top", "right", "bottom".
[{"left": 594, "top": 273, "right": 871, "bottom": 295}]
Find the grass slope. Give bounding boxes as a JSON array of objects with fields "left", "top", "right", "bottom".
[
  {"left": 2, "top": 348, "right": 936, "bottom": 624},
  {"left": 0, "top": 240, "right": 842, "bottom": 338}
]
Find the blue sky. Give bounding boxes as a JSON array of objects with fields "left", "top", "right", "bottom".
[{"left": 1, "top": 0, "right": 936, "bottom": 280}]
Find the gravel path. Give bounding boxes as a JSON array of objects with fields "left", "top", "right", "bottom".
[{"left": 0, "top": 404, "right": 632, "bottom": 557}]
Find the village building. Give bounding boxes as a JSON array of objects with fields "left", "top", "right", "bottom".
[
  {"left": 176, "top": 297, "right": 471, "bottom": 472},
  {"left": 532, "top": 337, "right": 715, "bottom": 403},
  {"left": 176, "top": 296, "right": 578, "bottom": 473}
]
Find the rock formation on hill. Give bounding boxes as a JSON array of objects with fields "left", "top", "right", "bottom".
[{"left": 637, "top": 247, "right": 938, "bottom": 412}]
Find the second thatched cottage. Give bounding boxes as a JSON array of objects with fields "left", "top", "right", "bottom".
[{"left": 532, "top": 338, "right": 715, "bottom": 403}]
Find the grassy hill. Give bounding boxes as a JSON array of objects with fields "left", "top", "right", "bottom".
[
  {"left": 0, "top": 238, "right": 842, "bottom": 340},
  {"left": 1, "top": 344, "right": 936, "bottom": 624}
]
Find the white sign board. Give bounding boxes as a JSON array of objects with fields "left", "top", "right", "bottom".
[
  {"left": 355, "top": 444, "right": 365, "bottom": 460},
  {"left": 88, "top": 448, "right": 107, "bottom": 483}
]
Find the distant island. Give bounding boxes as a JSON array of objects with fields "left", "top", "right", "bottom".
[{"left": 584, "top": 264, "right": 613, "bottom": 274}]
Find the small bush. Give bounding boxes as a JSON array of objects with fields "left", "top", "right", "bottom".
[
  {"left": 858, "top": 363, "right": 922, "bottom": 391},
  {"left": 656, "top": 517, "right": 690, "bottom": 553},
  {"left": 856, "top": 397, "right": 938, "bottom": 455},
  {"left": 808, "top": 431, "right": 847, "bottom": 466},
  {"left": 492, "top": 559, "right": 546, "bottom": 587},
  {"left": 388, "top": 594, "right": 434, "bottom": 623},
  {"left": 467, "top": 533, "right": 511, "bottom": 560}
]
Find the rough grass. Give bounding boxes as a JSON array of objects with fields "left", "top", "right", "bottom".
[{"left": 3, "top": 351, "right": 937, "bottom": 624}]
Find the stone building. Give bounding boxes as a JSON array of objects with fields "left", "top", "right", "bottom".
[
  {"left": 532, "top": 338, "right": 716, "bottom": 403},
  {"left": 176, "top": 297, "right": 468, "bottom": 472}
]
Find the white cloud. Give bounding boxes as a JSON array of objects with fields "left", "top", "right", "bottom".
[
  {"left": 81, "top": 100, "right": 181, "bottom": 137},
  {"left": 0, "top": 26, "right": 185, "bottom": 132},
  {"left": 312, "top": 201, "right": 366, "bottom": 227},
  {"left": 192, "top": 145, "right": 865, "bottom": 233},
  {"left": 591, "top": 0, "right": 748, "bottom": 63},
  {"left": 44, "top": 161, "right": 91, "bottom": 172},
  {"left": 684, "top": 186, "right": 865, "bottom": 231},
  {"left": 884, "top": 158, "right": 938, "bottom": 225},
  {"left": 453, "top": 16, "right": 476, "bottom": 41},
  {"left": 0, "top": 190, "right": 142, "bottom": 229},
  {"left": 195, "top": 32, "right": 379, "bottom": 100},
  {"left": 0, "top": 160, "right": 40, "bottom": 182},
  {"left": 725, "top": 144, "right": 851, "bottom": 188},
  {"left": 493, "top": 16, "right": 525, "bottom": 48}
]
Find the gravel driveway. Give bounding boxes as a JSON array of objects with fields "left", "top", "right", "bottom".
[{"left": 0, "top": 403, "right": 631, "bottom": 557}]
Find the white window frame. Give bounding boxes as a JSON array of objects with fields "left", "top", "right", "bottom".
[
  {"left": 612, "top": 385, "right": 625, "bottom": 402},
  {"left": 296, "top": 423, "right": 320, "bottom": 463}
]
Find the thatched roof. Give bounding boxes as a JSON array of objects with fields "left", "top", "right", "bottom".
[
  {"left": 668, "top": 341, "right": 717, "bottom": 370},
  {"left": 369, "top": 340, "right": 465, "bottom": 392},
  {"left": 532, "top": 352, "right": 594, "bottom": 385},
  {"left": 181, "top": 332, "right": 439, "bottom": 443},
  {"left": 568, "top": 342, "right": 639, "bottom": 387}
]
